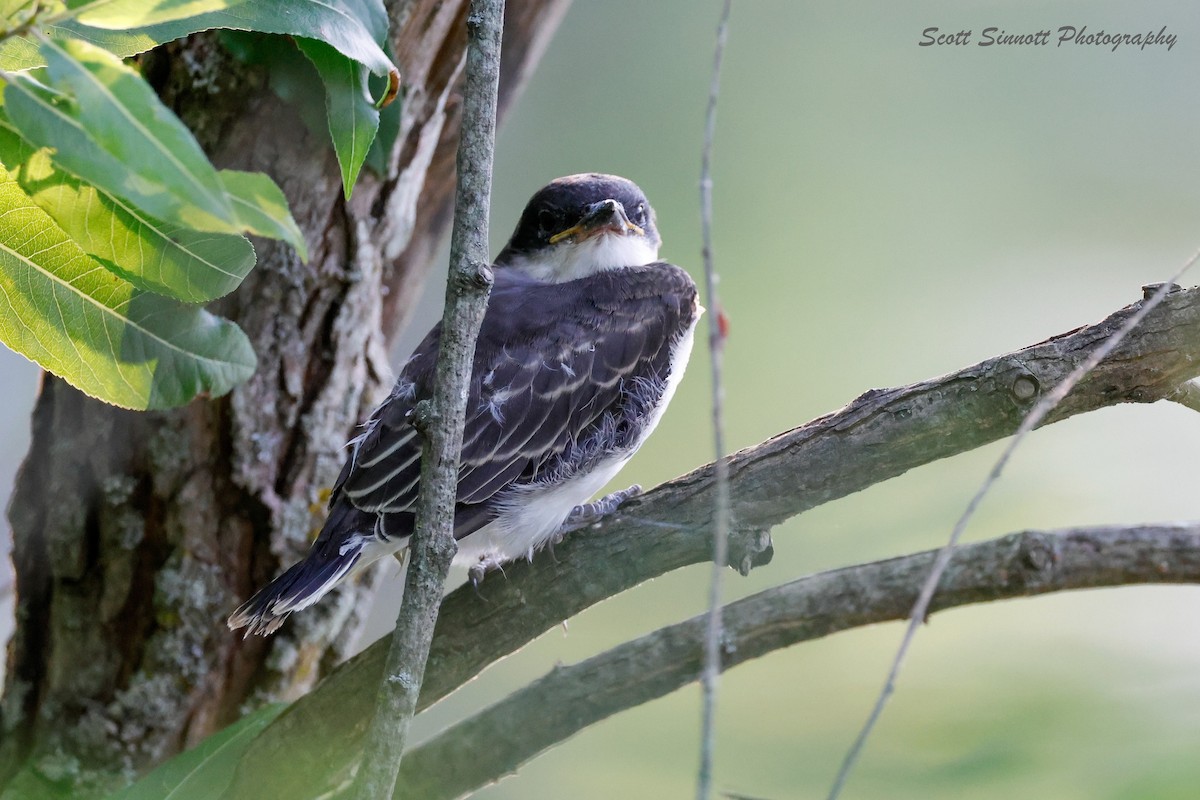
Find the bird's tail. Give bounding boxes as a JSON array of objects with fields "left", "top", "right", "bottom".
[{"left": 228, "top": 503, "right": 388, "bottom": 636}]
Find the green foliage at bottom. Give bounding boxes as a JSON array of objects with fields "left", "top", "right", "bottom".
[{"left": 108, "top": 703, "right": 287, "bottom": 800}]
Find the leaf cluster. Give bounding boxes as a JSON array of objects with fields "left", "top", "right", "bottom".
[{"left": 0, "top": 0, "right": 400, "bottom": 409}]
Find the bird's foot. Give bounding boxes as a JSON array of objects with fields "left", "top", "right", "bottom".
[
  {"left": 556, "top": 484, "right": 643, "bottom": 540},
  {"left": 468, "top": 555, "right": 506, "bottom": 588}
]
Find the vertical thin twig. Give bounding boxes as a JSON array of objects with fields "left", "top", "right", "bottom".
[
  {"left": 697, "top": 1, "right": 732, "bottom": 798},
  {"left": 351, "top": 2, "right": 504, "bottom": 797},
  {"left": 826, "top": 254, "right": 1200, "bottom": 800}
]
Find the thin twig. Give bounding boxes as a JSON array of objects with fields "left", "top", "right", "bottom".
[
  {"left": 350, "top": 2, "right": 503, "bottom": 797},
  {"left": 697, "top": 2, "right": 732, "bottom": 798},
  {"left": 393, "top": 523, "right": 1200, "bottom": 799},
  {"left": 827, "top": 250, "right": 1200, "bottom": 800}
]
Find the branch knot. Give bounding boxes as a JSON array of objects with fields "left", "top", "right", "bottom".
[
  {"left": 411, "top": 399, "right": 439, "bottom": 435},
  {"left": 452, "top": 259, "right": 494, "bottom": 293},
  {"left": 1017, "top": 533, "right": 1057, "bottom": 584},
  {"left": 728, "top": 527, "right": 773, "bottom": 576},
  {"left": 1010, "top": 372, "right": 1040, "bottom": 404}
]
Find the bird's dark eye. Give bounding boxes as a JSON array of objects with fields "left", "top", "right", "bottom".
[
  {"left": 632, "top": 202, "right": 647, "bottom": 226},
  {"left": 536, "top": 208, "right": 557, "bottom": 237}
]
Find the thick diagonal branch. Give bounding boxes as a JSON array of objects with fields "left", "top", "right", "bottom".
[
  {"left": 230, "top": 286, "right": 1200, "bottom": 797},
  {"left": 394, "top": 522, "right": 1200, "bottom": 799}
]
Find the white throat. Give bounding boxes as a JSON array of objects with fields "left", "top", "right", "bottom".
[{"left": 506, "top": 232, "right": 659, "bottom": 282}]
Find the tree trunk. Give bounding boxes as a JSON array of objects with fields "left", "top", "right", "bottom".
[{"left": 0, "top": 1, "right": 568, "bottom": 795}]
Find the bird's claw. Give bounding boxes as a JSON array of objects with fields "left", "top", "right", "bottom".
[
  {"left": 559, "top": 484, "right": 643, "bottom": 536},
  {"left": 468, "top": 556, "right": 506, "bottom": 588}
]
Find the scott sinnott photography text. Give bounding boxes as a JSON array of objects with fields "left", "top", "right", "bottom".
[{"left": 920, "top": 25, "right": 1177, "bottom": 52}]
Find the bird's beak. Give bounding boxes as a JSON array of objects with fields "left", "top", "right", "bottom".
[{"left": 549, "top": 199, "right": 644, "bottom": 244}]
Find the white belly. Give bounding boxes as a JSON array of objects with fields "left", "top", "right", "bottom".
[{"left": 453, "top": 453, "right": 632, "bottom": 565}]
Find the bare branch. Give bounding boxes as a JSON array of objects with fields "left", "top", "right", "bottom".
[
  {"left": 231, "top": 286, "right": 1200, "bottom": 797},
  {"left": 698, "top": 1, "right": 733, "bottom": 797},
  {"left": 829, "top": 256, "right": 1200, "bottom": 799},
  {"left": 1167, "top": 380, "right": 1200, "bottom": 414},
  {"left": 394, "top": 523, "right": 1200, "bottom": 798},
  {"left": 350, "top": 1, "right": 503, "bottom": 796}
]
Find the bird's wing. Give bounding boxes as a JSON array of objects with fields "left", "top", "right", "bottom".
[{"left": 330, "top": 263, "right": 698, "bottom": 519}]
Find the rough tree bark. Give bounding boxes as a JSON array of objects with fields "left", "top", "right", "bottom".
[{"left": 0, "top": 1, "right": 568, "bottom": 796}]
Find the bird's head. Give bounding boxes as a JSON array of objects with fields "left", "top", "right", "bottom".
[{"left": 496, "top": 173, "right": 662, "bottom": 282}]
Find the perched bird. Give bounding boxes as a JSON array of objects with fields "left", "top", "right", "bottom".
[{"left": 229, "top": 174, "right": 701, "bottom": 635}]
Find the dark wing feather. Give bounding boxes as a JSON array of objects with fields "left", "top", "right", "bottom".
[
  {"left": 329, "top": 335, "right": 437, "bottom": 513},
  {"left": 330, "top": 262, "right": 698, "bottom": 528}
]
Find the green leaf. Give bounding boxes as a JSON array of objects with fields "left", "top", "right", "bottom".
[
  {"left": 0, "top": 1, "right": 396, "bottom": 79},
  {"left": 337, "top": 0, "right": 387, "bottom": 44},
  {"left": 0, "top": 22, "right": 163, "bottom": 72},
  {"left": 297, "top": 37, "right": 378, "bottom": 199},
  {"left": 363, "top": 38, "right": 401, "bottom": 176},
  {"left": 4, "top": 37, "right": 305, "bottom": 260},
  {"left": 72, "top": 0, "right": 237, "bottom": 28},
  {"left": 154, "top": 1, "right": 395, "bottom": 76},
  {"left": 0, "top": 117, "right": 255, "bottom": 302},
  {"left": 4, "top": 36, "right": 239, "bottom": 233},
  {"left": 219, "top": 30, "right": 328, "bottom": 143},
  {"left": 219, "top": 169, "right": 308, "bottom": 261},
  {"left": 107, "top": 703, "right": 287, "bottom": 800},
  {"left": 0, "top": 0, "right": 35, "bottom": 22},
  {"left": 0, "top": 35, "right": 38, "bottom": 72},
  {"left": 0, "top": 163, "right": 256, "bottom": 410}
]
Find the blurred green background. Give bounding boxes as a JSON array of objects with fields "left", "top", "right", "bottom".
[{"left": 5, "top": 1, "right": 1200, "bottom": 797}]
